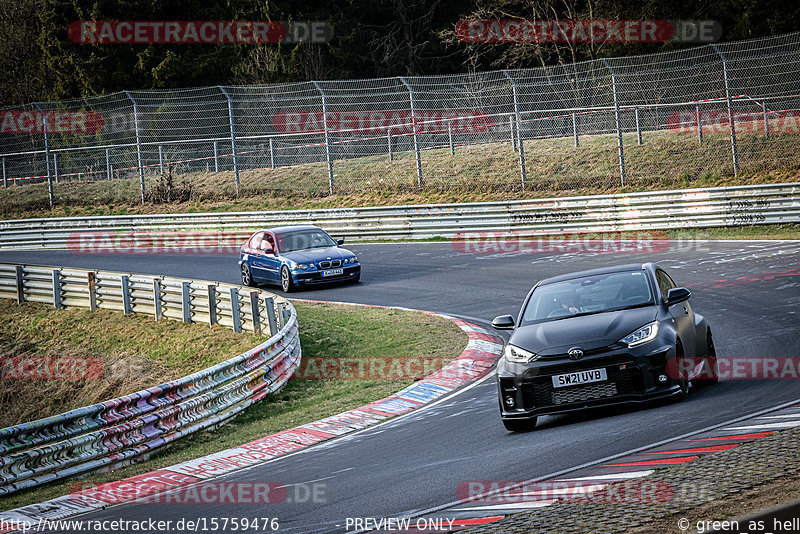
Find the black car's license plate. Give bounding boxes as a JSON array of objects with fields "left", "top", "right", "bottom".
[
  {"left": 322, "top": 268, "right": 344, "bottom": 276},
  {"left": 551, "top": 368, "right": 608, "bottom": 388}
]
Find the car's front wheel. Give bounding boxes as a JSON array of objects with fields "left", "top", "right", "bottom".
[
  {"left": 241, "top": 264, "right": 255, "bottom": 287},
  {"left": 281, "top": 266, "right": 295, "bottom": 293},
  {"left": 502, "top": 418, "right": 537, "bottom": 432},
  {"left": 696, "top": 330, "right": 719, "bottom": 386}
]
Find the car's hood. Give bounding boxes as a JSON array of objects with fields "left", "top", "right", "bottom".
[
  {"left": 509, "top": 306, "right": 658, "bottom": 355},
  {"left": 282, "top": 246, "right": 350, "bottom": 263}
]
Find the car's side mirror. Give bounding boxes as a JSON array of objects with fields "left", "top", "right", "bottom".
[
  {"left": 666, "top": 287, "right": 691, "bottom": 305},
  {"left": 337, "top": 238, "right": 345, "bottom": 246},
  {"left": 492, "top": 314, "right": 516, "bottom": 330}
]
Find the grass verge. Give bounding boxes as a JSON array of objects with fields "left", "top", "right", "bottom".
[{"left": 0, "top": 300, "right": 466, "bottom": 512}]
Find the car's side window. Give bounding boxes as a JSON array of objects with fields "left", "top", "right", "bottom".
[
  {"left": 655, "top": 270, "right": 675, "bottom": 300},
  {"left": 249, "top": 232, "right": 265, "bottom": 250},
  {"left": 264, "top": 233, "right": 276, "bottom": 251}
]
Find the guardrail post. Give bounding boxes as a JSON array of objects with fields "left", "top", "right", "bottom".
[
  {"left": 2, "top": 157, "right": 6, "bottom": 188},
  {"left": 34, "top": 103, "right": 54, "bottom": 207},
  {"left": 312, "top": 81, "right": 335, "bottom": 194},
  {"left": 503, "top": 71, "right": 527, "bottom": 189},
  {"left": 696, "top": 105, "right": 703, "bottom": 143},
  {"left": 264, "top": 296, "right": 277, "bottom": 336},
  {"left": 269, "top": 138, "right": 275, "bottom": 169},
  {"left": 158, "top": 145, "right": 164, "bottom": 174},
  {"left": 152, "top": 278, "right": 162, "bottom": 320},
  {"left": 448, "top": 122, "right": 454, "bottom": 155},
  {"left": 213, "top": 141, "right": 220, "bottom": 172},
  {"left": 230, "top": 287, "right": 242, "bottom": 333},
  {"left": 509, "top": 115, "right": 516, "bottom": 151},
  {"left": 249, "top": 291, "right": 261, "bottom": 335},
  {"left": 602, "top": 59, "right": 626, "bottom": 186},
  {"left": 635, "top": 108, "right": 642, "bottom": 145},
  {"left": 181, "top": 281, "right": 191, "bottom": 323},
  {"left": 15, "top": 265, "right": 24, "bottom": 304},
  {"left": 711, "top": 45, "right": 740, "bottom": 176},
  {"left": 87, "top": 272, "right": 97, "bottom": 311},
  {"left": 124, "top": 91, "right": 146, "bottom": 203},
  {"left": 105, "top": 148, "right": 112, "bottom": 180},
  {"left": 218, "top": 86, "right": 240, "bottom": 196},
  {"left": 398, "top": 77, "right": 423, "bottom": 188},
  {"left": 572, "top": 113, "right": 579, "bottom": 147},
  {"left": 387, "top": 128, "right": 393, "bottom": 162},
  {"left": 208, "top": 284, "right": 217, "bottom": 325},
  {"left": 278, "top": 301, "right": 290, "bottom": 329},
  {"left": 53, "top": 153, "right": 60, "bottom": 183},
  {"left": 52, "top": 269, "right": 62, "bottom": 309},
  {"left": 121, "top": 275, "right": 131, "bottom": 315}
]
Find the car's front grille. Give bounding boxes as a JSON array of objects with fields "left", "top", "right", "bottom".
[
  {"left": 318, "top": 260, "right": 341, "bottom": 269},
  {"left": 521, "top": 364, "right": 642, "bottom": 410}
]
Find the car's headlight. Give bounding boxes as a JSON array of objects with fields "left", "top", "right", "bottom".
[
  {"left": 351, "top": 255, "right": 359, "bottom": 264},
  {"left": 294, "top": 264, "right": 309, "bottom": 271},
  {"left": 504, "top": 344, "right": 539, "bottom": 364},
  {"left": 620, "top": 321, "right": 660, "bottom": 347}
]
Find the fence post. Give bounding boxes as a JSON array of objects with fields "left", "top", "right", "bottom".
[
  {"left": 387, "top": 128, "right": 393, "bottom": 162},
  {"left": 763, "top": 107, "right": 770, "bottom": 139},
  {"left": 152, "top": 278, "right": 162, "bottom": 320},
  {"left": 158, "top": 145, "right": 164, "bottom": 174},
  {"left": 53, "top": 153, "right": 60, "bottom": 183},
  {"left": 105, "top": 148, "right": 112, "bottom": 180},
  {"left": 711, "top": 45, "right": 739, "bottom": 176},
  {"left": 15, "top": 265, "right": 24, "bottom": 304},
  {"left": 312, "top": 81, "right": 335, "bottom": 194},
  {"left": 88, "top": 272, "right": 97, "bottom": 312},
  {"left": 264, "top": 296, "right": 277, "bottom": 336},
  {"left": 124, "top": 91, "right": 146, "bottom": 203},
  {"left": 509, "top": 115, "right": 517, "bottom": 151},
  {"left": 213, "top": 141, "right": 220, "bottom": 172},
  {"left": 572, "top": 113, "right": 579, "bottom": 147},
  {"left": 269, "top": 138, "right": 275, "bottom": 169},
  {"left": 2, "top": 157, "right": 6, "bottom": 188},
  {"left": 33, "top": 103, "right": 54, "bottom": 207},
  {"left": 218, "top": 86, "right": 240, "bottom": 196},
  {"left": 503, "top": 71, "right": 527, "bottom": 189},
  {"left": 398, "top": 77, "right": 423, "bottom": 188},
  {"left": 121, "top": 275, "right": 131, "bottom": 315},
  {"left": 448, "top": 122, "right": 454, "bottom": 155},
  {"left": 230, "top": 287, "right": 242, "bottom": 333},
  {"left": 208, "top": 284, "right": 217, "bottom": 325},
  {"left": 602, "top": 59, "right": 626, "bottom": 187},
  {"left": 249, "top": 291, "right": 261, "bottom": 335},
  {"left": 52, "top": 269, "right": 62, "bottom": 309},
  {"left": 696, "top": 105, "right": 703, "bottom": 143},
  {"left": 635, "top": 108, "right": 642, "bottom": 145},
  {"left": 181, "top": 281, "right": 191, "bottom": 323}
]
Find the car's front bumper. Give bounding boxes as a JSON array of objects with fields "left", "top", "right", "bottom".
[
  {"left": 497, "top": 344, "right": 682, "bottom": 421},
  {"left": 291, "top": 265, "right": 360, "bottom": 285}
]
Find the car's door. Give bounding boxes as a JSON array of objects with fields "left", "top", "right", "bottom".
[
  {"left": 656, "top": 269, "right": 697, "bottom": 356},
  {"left": 259, "top": 232, "right": 282, "bottom": 282},
  {"left": 246, "top": 232, "right": 268, "bottom": 280}
]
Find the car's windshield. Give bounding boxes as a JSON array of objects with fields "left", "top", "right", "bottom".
[
  {"left": 520, "top": 270, "right": 654, "bottom": 325},
  {"left": 276, "top": 230, "right": 337, "bottom": 252}
]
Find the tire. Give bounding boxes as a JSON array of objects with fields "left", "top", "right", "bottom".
[
  {"left": 241, "top": 264, "right": 255, "bottom": 287},
  {"left": 696, "top": 331, "right": 719, "bottom": 386},
  {"left": 674, "top": 341, "right": 690, "bottom": 401},
  {"left": 281, "top": 266, "right": 295, "bottom": 293},
  {"left": 502, "top": 417, "right": 537, "bottom": 432}
]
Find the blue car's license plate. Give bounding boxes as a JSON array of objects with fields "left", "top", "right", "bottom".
[{"left": 322, "top": 268, "right": 344, "bottom": 276}]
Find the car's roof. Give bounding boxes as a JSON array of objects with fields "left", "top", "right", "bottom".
[
  {"left": 538, "top": 263, "right": 654, "bottom": 286},
  {"left": 262, "top": 224, "right": 321, "bottom": 234}
]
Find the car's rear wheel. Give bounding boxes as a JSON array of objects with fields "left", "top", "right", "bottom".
[
  {"left": 281, "top": 266, "right": 295, "bottom": 293},
  {"left": 241, "top": 264, "right": 255, "bottom": 287},
  {"left": 502, "top": 418, "right": 537, "bottom": 432}
]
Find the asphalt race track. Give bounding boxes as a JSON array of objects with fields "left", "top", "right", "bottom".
[{"left": 2, "top": 239, "right": 800, "bottom": 533}]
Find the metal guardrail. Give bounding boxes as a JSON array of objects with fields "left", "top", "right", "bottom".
[
  {"left": 0, "top": 183, "right": 798, "bottom": 249},
  {"left": 0, "top": 263, "right": 300, "bottom": 497}
]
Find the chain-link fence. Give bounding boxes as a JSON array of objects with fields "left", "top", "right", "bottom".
[{"left": 2, "top": 32, "right": 800, "bottom": 207}]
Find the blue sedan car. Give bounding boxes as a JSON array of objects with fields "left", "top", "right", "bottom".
[{"left": 238, "top": 225, "right": 360, "bottom": 292}]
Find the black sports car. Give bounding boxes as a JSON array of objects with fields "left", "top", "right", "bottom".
[{"left": 492, "top": 263, "right": 717, "bottom": 432}]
